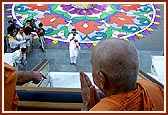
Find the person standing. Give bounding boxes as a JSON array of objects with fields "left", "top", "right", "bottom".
[
  {"left": 30, "top": 19, "right": 38, "bottom": 32},
  {"left": 15, "top": 27, "right": 27, "bottom": 49},
  {"left": 37, "top": 22, "right": 45, "bottom": 52},
  {"left": 30, "top": 19, "right": 37, "bottom": 48},
  {"left": 24, "top": 20, "right": 33, "bottom": 53},
  {"left": 13, "top": 19, "right": 20, "bottom": 32},
  {"left": 7, "top": 20, "right": 16, "bottom": 36},
  {"left": 68, "top": 28, "right": 81, "bottom": 66}
]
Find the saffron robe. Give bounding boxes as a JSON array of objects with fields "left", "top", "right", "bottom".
[
  {"left": 4, "top": 62, "right": 19, "bottom": 111},
  {"left": 90, "top": 79, "right": 164, "bottom": 111}
]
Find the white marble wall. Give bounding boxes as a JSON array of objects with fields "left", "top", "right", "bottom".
[{"left": 149, "top": 56, "right": 164, "bottom": 85}]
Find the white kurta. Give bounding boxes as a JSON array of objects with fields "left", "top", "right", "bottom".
[
  {"left": 68, "top": 34, "right": 81, "bottom": 58},
  {"left": 8, "top": 39, "right": 26, "bottom": 49},
  {"left": 16, "top": 33, "right": 27, "bottom": 48}
]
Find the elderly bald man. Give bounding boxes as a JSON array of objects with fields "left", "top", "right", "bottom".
[{"left": 80, "top": 39, "right": 164, "bottom": 111}]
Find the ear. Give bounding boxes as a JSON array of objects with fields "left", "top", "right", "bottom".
[{"left": 98, "top": 71, "right": 106, "bottom": 90}]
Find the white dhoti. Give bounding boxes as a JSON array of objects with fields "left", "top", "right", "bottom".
[{"left": 69, "top": 45, "right": 79, "bottom": 64}]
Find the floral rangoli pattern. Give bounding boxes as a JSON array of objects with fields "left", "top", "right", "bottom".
[{"left": 5, "top": 3, "right": 161, "bottom": 47}]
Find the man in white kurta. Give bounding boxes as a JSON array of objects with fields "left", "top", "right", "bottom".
[
  {"left": 15, "top": 28, "right": 27, "bottom": 49},
  {"left": 68, "top": 29, "right": 81, "bottom": 65}
]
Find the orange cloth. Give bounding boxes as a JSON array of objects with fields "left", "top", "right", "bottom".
[
  {"left": 4, "top": 62, "right": 19, "bottom": 111},
  {"left": 90, "top": 79, "right": 164, "bottom": 111}
]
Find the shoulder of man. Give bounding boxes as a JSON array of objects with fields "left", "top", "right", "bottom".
[
  {"left": 4, "top": 62, "right": 18, "bottom": 84},
  {"left": 137, "top": 79, "right": 163, "bottom": 90}
]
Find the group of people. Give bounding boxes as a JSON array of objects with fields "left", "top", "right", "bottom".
[
  {"left": 5, "top": 20, "right": 82, "bottom": 72},
  {"left": 6, "top": 19, "right": 82, "bottom": 67},
  {"left": 5, "top": 19, "right": 46, "bottom": 71},
  {"left": 4, "top": 37, "right": 164, "bottom": 111},
  {"left": 7, "top": 19, "right": 46, "bottom": 53}
]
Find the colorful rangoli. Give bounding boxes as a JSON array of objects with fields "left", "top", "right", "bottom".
[{"left": 5, "top": 3, "right": 161, "bottom": 48}]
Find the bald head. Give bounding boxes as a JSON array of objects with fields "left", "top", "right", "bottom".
[{"left": 92, "top": 39, "right": 139, "bottom": 95}]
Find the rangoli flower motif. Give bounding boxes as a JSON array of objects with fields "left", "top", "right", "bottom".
[
  {"left": 60, "top": 4, "right": 107, "bottom": 15},
  {"left": 27, "top": 4, "right": 49, "bottom": 11},
  {"left": 119, "top": 4, "right": 141, "bottom": 11},
  {"left": 72, "top": 21, "right": 102, "bottom": 35},
  {"left": 37, "top": 14, "right": 66, "bottom": 28},
  {"left": 108, "top": 12, "right": 136, "bottom": 27}
]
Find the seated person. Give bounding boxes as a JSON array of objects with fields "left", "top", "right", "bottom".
[
  {"left": 80, "top": 38, "right": 164, "bottom": 111},
  {"left": 12, "top": 48, "right": 27, "bottom": 71},
  {"left": 4, "top": 62, "right": 46, "bottom": 111}
]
